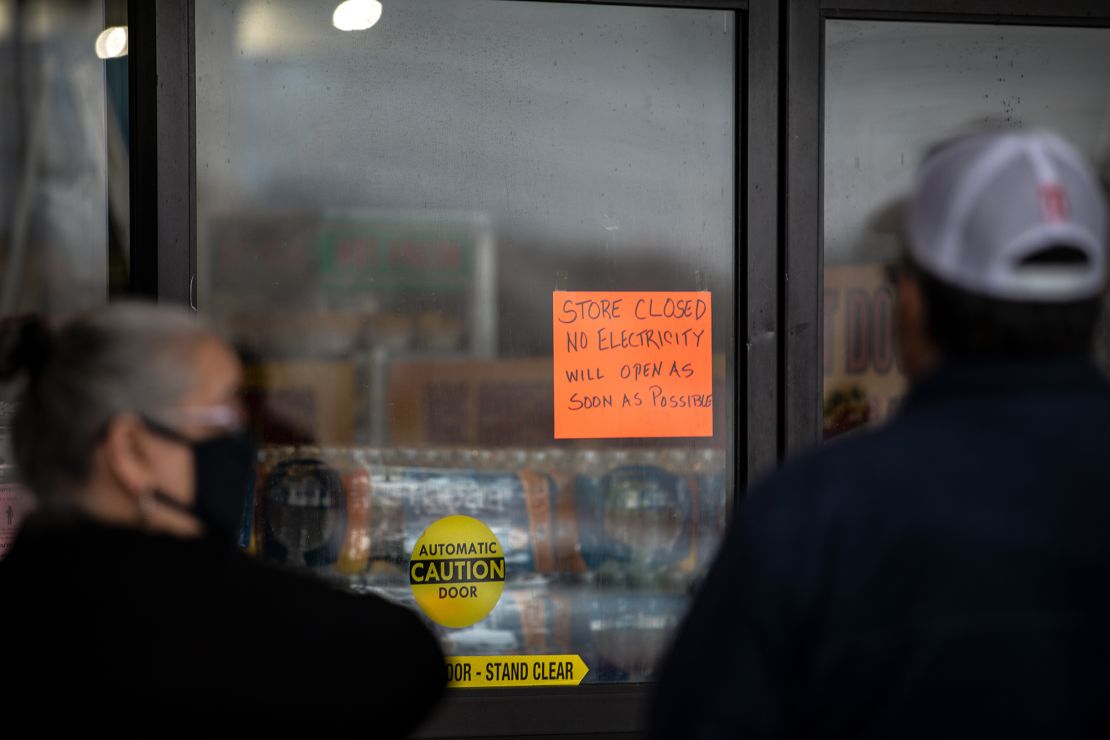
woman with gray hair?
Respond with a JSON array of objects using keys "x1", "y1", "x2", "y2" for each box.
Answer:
[{"x1": 0, "y1": 302, "x2": 445, "y2": 737}]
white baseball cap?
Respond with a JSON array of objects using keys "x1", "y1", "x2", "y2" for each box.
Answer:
[{"x1": 907, "y1": 130, "x2": 1108, "y2": 302}]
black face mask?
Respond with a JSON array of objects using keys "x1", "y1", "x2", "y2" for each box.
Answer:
[{"x1": 143, "y1": 418, "x2": 256, "y2": 544}]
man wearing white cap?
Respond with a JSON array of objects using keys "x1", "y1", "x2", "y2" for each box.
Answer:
[{"x1": 652, "y1": 130, "x2": 1110, "y2": 739}]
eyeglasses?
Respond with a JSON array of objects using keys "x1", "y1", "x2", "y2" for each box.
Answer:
[{"x1": 95, "y1": 402, "x2": 248, "y2": 445}]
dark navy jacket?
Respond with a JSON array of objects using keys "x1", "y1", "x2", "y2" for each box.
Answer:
[
  {"x1": 0, "y1": 511, "x2": 446, "y2": 737},
  {"x1": 652, "y1": 360, "x2": 1110, "y2": 739}
]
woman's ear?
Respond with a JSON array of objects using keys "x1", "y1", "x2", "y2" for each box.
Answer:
[{"x1": 100, "y1": 414, "x2": 155, "y2": 501}]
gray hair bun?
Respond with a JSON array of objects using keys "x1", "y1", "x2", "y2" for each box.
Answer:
[{"x1": 0, "y1": 317, "x2": 53, "y2": 381}]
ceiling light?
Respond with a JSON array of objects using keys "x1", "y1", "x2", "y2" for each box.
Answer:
[
  {"x1": 333, "y1": 0, "x2": 382, "y2": 32},
  {"x1": 95, "y1": 25, "x2": 128, "y2": 59}
]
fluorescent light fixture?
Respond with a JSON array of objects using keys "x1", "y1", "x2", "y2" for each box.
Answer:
[
  {"x1": 333, "y1": 0, "x2": 382, "y2": 32},
  {"x1": 95, "y1": 25, "x2": 128, "y2": 59}
]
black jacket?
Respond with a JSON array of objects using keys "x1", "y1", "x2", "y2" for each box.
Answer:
[
  {"x1": 652, "y1": 360, "x2": 1110, "y2": 739},
  {"x1": 0, "y1": 511, "x2": 446, "y2": 737}
]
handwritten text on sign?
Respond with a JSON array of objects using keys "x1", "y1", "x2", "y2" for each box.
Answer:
[{"x1": 552, "y1": 291, "x2": 713, "y2": 439}]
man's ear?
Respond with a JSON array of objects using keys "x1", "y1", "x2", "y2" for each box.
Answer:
[
  {"x1": 896, "y1": 272, "x2": 925, "y2": 334},
  {"x1": 100, "y1": 414, "x2": 154, "y2": 501},
  {"x1": 895, "y1": 272, "x2": 939, "y2": 381}
]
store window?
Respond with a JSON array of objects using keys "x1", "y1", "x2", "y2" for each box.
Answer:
[
  {"x1": 823, "y1": 20, "x2": 1110, "y2": 439},
  {"x1": 196, "y1": 0, "x2": 736, "y2": 685},
  {"x1": 0, "y1": 0, "x2": 129, "y2": 556},
  {"x1": 0, "y1": 0, "x2": 128, "y2": 319}
]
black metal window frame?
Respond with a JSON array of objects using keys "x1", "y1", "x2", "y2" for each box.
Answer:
[
  {"x1": 124, "y1": 0, "x2": 1110, "y2": 736},
  {"x1": 128, "y1": 0, "x2": 194, "y2": 307}
]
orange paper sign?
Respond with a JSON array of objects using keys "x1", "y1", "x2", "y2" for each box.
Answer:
[{"x1": 552, "y1": 291, "x2": 713, "y2": 439}]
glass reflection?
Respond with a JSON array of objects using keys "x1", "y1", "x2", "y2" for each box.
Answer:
[{"x1": 823, "y1": 20, "x2": 1110, "y2": 437}]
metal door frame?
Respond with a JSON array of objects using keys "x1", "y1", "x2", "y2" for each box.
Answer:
[{"x1": 129, "y1": 0, "x2": 767, "y2": 736}]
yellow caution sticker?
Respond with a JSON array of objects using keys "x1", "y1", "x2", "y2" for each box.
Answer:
[
  {"x1": 446, "y1": 655, "x2": 590, "y2": 688},
  {"x1": 409, "y1": 515, "x2": 506, "y2": 628}
]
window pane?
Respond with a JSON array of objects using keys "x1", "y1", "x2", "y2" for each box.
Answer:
[
  {"x1": 196, "y1": 0, "x2": 736, "y2": 686},
  {"x1": 823, "y1": 21, "x2": 1110, "y2": 439},
  {"x1": 0, "y1": 0, "x2": 127, "y2": 315}
]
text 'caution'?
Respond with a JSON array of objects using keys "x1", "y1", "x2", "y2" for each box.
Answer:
[{"x1": 410, "y1": 515, "x2": 506, "y2": 628}]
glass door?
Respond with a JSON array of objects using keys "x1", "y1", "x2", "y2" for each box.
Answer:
[{"x1": 193, "y1": 0, "x2": 739, "y2": 730}]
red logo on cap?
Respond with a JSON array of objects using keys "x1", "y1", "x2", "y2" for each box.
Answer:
[{"x1": 1040, "y1": 184, "x2": 1070, "y2": 222}]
